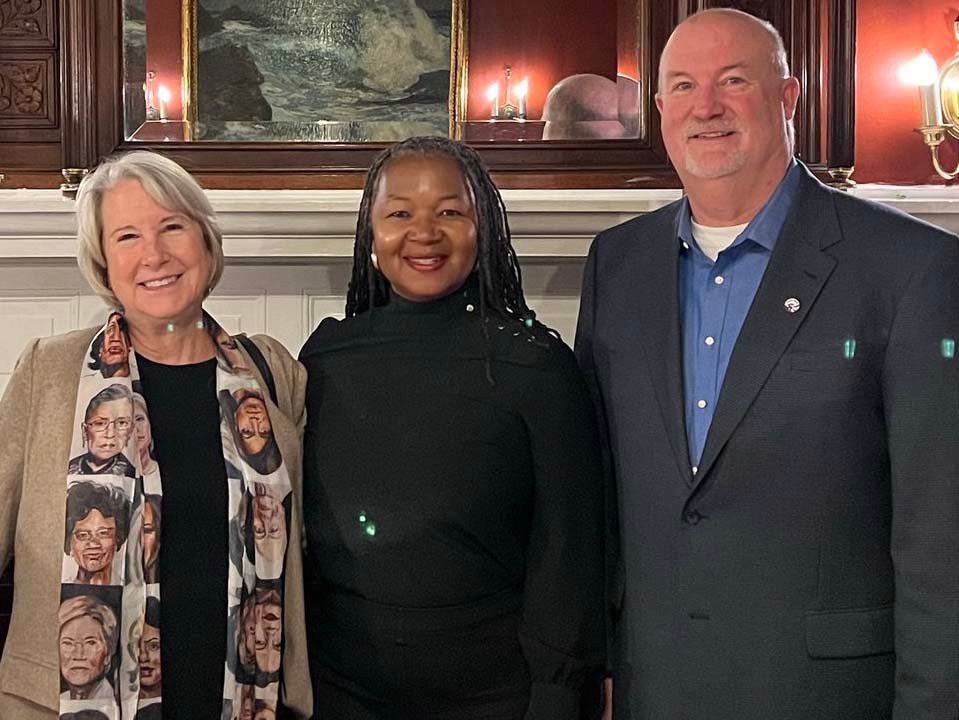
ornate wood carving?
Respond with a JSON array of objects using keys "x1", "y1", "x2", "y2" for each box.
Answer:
[
  {"x1": 0, "y1": 0, "x2": 54, "y2": 47},
  {"x1": 0, "y1": 55, "x2": 54, "y2": 125}
]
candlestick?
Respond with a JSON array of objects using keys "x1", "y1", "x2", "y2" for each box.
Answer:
[
  {"x1": 158, "y1": 85, "x2": 170, "y2": 121},
  {"x1": 899, "y1": 50, "x2": 943, "y2": 126},
  {"x1": 145, "y1": 71, "x2": 158, "y2": 121},
  {"x1": 919, "y1": 82, "x2": 944, "y2": 126},
  {"x1": 487, "y1": 83, "x2": 500, "y2": 119},
  {"x1": 516, "y1": 79, "x2": 528, "y2": 119}
]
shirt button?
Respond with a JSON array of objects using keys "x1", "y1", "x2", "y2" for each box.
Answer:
[
  {"x1": 697, "y1": 399, "x2": 708, "y2": 409},
  {"x1": 714, "y1": 275, "x2": 725, "y2": 285},
  {"x1": 704, "y1": 336, "x2": 715, "y2": 346}
]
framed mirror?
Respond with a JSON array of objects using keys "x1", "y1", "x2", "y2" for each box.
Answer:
[{"x1": 64, "y1": 0, "x2": 855, "y2": 188}]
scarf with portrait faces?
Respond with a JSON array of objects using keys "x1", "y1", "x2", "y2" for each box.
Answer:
[{"x1": 59, "y1": 311, "x2": 292, "y2": 720}]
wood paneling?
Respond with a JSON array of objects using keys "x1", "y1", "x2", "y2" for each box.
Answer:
[
  {"x1": 0, "y1": 0, "x2": 58, "y2": 184},
  {"x1": 0, "y1": 0, "x2": 55, "y2": 47},
  {"x1": 0, "y1": 0, "x2": 856, "y2": 187},
  {"x1": 0, "y1": 54, "x2": 56, "y2": 126}
]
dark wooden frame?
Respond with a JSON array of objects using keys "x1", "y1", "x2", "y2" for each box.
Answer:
[{"x1": 0, "y1": 0, "x2": 856, "y2": 189}]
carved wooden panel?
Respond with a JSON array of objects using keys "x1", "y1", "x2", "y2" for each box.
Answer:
[
  {"x1": 0, "y1": 0, "x2": 55, "y2": 48},
  {"x1": 0, "y1": 53, "x2": 56, "y2": 126}
]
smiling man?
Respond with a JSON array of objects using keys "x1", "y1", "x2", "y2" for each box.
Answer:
[{"x1": 575, "y1": 8, "x2": 959, "y2": 720}]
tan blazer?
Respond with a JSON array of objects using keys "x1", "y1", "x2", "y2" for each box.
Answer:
[{"x1": 0, "y1": 327, "x2": 313, "y2": 718}]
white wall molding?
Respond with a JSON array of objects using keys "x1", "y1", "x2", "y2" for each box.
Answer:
[
  {"x1": 1, "y1": 185, "x2": 958, "y2": 262},
  {"x1": 0, "y1": 187, "x2": 679, "y2": 261},
  {"x1": 0, "y1": 185, "x2": 956, "y2": 384}
]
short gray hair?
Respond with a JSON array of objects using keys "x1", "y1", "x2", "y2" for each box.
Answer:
[{"x1": 75, "y1": 151, "x2": 224, "y2": 309}]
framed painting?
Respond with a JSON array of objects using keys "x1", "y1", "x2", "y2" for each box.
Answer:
[{"x1": 122, "y1": 0, "x2": 467, "y2": 142}]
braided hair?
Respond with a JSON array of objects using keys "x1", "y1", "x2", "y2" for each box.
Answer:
[{"x1": 346, "y1": 136, "x2": 533, "y2": 325}]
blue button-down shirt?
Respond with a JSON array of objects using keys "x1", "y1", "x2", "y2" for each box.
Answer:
[{"x1": 679, "y1": 160, "x2": 801, "y2": 468}]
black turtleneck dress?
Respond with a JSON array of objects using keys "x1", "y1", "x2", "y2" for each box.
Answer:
[{"x1": 298, "y1": 280, "x2": 605, "y2": 720}]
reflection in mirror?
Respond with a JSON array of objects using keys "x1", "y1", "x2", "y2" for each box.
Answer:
[
  {"x1": 459, "y1": 0, "x2": 644, "y2": 142},
  {"x1": 122, "y1": 0, "x2": 644, "y2": 144},
  {"x1": 123, "y1": 0, "x2": 459, "y2": 142}
]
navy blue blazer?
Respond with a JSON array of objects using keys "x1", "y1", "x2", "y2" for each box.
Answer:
[{"x1": 575, "y1": 164, "x2": 959, "y2": 720}]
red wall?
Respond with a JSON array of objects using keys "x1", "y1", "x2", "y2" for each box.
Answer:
[
  {"x1": 465, "y1": 0, "x2": 617, "y2": 121},
  {"x1": 139, "y1": 0, "x2": 959, "y2": 185},
  {"x1": 145, "y1": 0, "x2": 184, "y2": 120},
  {"x1": 855, "y1": 1, "x2": 959, "y2": 184}
]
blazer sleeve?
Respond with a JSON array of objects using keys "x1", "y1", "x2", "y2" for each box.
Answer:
[
  {"x1": 0, "y1": 340, "x2": 37, "y2": 576},
  {"x1": 574, "y1": 236, "x2": 624, "y2": 671},
  {"x1": 517, "y1": 342, "x2": 606, "y2": 720},
  {"x1": 882, "y1": 234, "x2": 959, "y2": 719},
  {"x1": 250, "y1": 334, "x2": 307, "y2": 432}
]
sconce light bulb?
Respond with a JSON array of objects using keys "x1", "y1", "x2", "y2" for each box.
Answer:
[
  {"x1": 486, "y1": 83, "x2": 499, "y2": 102},
  {"x1": 899, "y1": 50, "x2": 940, "y2": 87},
  {"x1": 158, "y1": 85, "x2": 171, "y2": 102},
  {"x1": 515, "y1": 79, "x2": 529, "y2": 99}
]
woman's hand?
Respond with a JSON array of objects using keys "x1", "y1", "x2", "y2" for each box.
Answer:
[{"x1": 601, "y1": 677, "x2": 612, "y2": 720}]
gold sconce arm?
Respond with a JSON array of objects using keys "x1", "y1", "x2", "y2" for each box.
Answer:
[
  {"x1": 905, "y1": 19, "x2": 959, "y2": 181},
  {"x1": 916, "y1": 126, "x2": 959, "y2": 180}
]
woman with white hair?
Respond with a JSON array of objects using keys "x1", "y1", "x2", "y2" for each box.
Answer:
[{"x1": 0, "y1": 151, "x2": 311, "y2": 719}]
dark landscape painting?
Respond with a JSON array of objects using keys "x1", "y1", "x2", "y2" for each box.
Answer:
[{"x1": 193, "y1": 0, "x2": 453, "y2": 141}]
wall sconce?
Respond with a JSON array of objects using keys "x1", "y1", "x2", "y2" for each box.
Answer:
[
  {"x1": 487, "y1": 66, "x2": 528, "y2": 120},
  {"x1": 902, "y1": 19, "x2": 959, "y2": 179}
]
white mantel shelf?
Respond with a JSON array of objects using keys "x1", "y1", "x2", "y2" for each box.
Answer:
[{"x1": 1, "y1": 186, "x2": 958, "y2": 262}]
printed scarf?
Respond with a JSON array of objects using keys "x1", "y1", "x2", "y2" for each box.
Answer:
[{"x1": 59, "y1": 311, "x2": 292, "y2": 720}]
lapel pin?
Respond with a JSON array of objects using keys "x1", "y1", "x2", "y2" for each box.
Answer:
[{"x1": 784, "y1": 297, "x2": 801, "y2": 313}]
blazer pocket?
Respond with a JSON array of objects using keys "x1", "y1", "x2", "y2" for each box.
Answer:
[
  {"x1": 805, "y1": 604, "x2": 894, "y2": 659},
  {"x1": 0, "y1": 651, "x2": 59, "y2": 710},
  {"x1": 789, "y1": 344, "x2": 868, "y2": 373}
]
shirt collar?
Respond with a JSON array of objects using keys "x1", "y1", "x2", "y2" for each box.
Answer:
[{"x1": 678, "y1": 158, "x2": 800, "y2": 255}]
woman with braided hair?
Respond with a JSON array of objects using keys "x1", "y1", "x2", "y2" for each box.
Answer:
[{"x1": 300, "y1": 136, "x2": 605, "y2": 719}]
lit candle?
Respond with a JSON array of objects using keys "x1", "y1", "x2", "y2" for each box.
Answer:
[
  {"x1": 487, "y1": 83, "x2": 500, "y2": 119},
  {"x1": 515, "y1": 79, "x2": 529, "y2": 119},
  {"x1": 158, "y1": 85, "x2": 171, "y2": 121},
  {"x1": 899, "y1": 50, "x2": 943, "y2": 126}
]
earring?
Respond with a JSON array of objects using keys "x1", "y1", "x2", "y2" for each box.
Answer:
[{"x1": 371, "y1": 252, "x2": 379, "y2": 270}]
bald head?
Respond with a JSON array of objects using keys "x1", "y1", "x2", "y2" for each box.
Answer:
[{"x1": 659, "y1": 9, "x2": 789, "y2": 94}]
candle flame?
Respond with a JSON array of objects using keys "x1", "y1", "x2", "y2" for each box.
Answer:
[
  {"x1": 515, "y1": 79, "x2": 529, "y2": 99},
  {"x1": 158, "y1": 85, "x2": 172, "y2": 102},
  {"x1": 486, "y1": 83, "x2": 499, "y2": 101},
  {"x1": 898, "y1": 51, "x2": 939, "y2": 87}
]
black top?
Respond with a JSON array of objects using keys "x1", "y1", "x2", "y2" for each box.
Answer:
[
  {"x1": 299, "y1": 279, "x2": 605, "y2": 720},
  {"x1": 136, "y1": 354, "x2": 228, "y2": 720}
]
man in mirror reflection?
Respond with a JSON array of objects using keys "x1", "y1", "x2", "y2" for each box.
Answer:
[{"x1": 576, "y1": 8, "x2": 959, "y2": 719}]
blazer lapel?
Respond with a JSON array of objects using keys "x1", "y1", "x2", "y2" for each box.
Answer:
[
  {"x1": 633, "y1": 204, "x2": 695, "y2": 484},
  {"x1": 692, "y1": 169, "x2": 840, "y2": 488}
]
